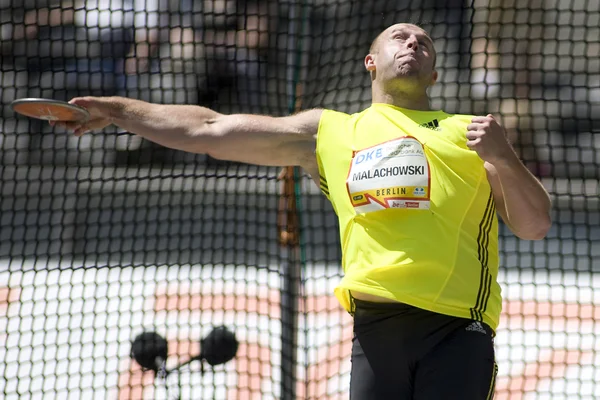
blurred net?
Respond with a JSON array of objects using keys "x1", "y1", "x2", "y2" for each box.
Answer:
[{"x1": 1, "y1": 1, "x2": 599, "y2": 399}]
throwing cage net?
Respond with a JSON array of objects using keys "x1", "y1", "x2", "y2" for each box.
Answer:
[{"x1": 1, "y1": 1, "x2": 599, "y2": 399}]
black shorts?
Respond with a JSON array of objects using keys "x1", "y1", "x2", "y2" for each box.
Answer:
[{"x1": 350, "y1": 299, "x2": 497, "y2": 400}]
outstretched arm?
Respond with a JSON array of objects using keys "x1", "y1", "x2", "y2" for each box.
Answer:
[
  {"x1": 56, "y1": 97, "x2": 322, "y2": 170},
  {"x1": 467, "y1": 114, "x2": 552, "y2": 240}
]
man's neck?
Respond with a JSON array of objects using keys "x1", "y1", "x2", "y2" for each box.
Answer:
[{"x1": 371, "y1": 88, "x2": 432, "y2": 111}]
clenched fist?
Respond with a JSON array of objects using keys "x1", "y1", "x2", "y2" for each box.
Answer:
[{"x1": 466, "y1": 114, "x2": 515, "y2": 165}]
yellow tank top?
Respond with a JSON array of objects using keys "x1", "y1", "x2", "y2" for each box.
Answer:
[{"x1": 316, "y1": 103, "x2": 501, "y2": 331}]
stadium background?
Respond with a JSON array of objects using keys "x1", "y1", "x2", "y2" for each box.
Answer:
[{"x1": 1, "y1": 0, "x2": 599, "y2": 399}]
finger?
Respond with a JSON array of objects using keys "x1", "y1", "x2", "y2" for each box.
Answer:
[
  {"x1": 72, "y1": 117, "x2": 109, "y2": 136},
  {"x1": 466, "y1": 130, "x2": 483, "y2": 140},
  {"x1": 74, "y1": 126, "x2": 89, "y2": 137},
  {"x1": 466, "y1": 138, "x2": 481, "y2": 148},
  {"x1": 68, "y1": 96, "x2": 89, "y2": 105},
  {"x1": 466, "y1": 123, "x2": 482, "y2": 131},
  {"x1": 85, "y1": 117, "x2": 110, "y2": 130},
  {"x1": 471, "y1": 116, "x2": 491, "y2": 124},
  {"x1": 68, "y1": 97, "x2": 94, "y2": 110}
]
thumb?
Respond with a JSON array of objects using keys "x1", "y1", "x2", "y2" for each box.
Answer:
[{"x1": 68, "y1": 97, "x2": 94, "y2": 109}]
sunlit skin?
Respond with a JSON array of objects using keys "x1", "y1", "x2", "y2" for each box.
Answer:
[{"x1": 365, "y1": 23, "x2": 438, "y2": 111}]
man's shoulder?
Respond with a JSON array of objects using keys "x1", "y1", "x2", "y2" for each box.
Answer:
[
  {"x1": 437, "y1": 112, "x2": 475, "y2": 126},
  {"x1": 317, "y1": 108, "x2": 350, "y2": 126},
  {"x1": 319, "y1": 107, "x2": 371, "y2": 122},
  {"x1": 317, "y1": 108, "x2": 372, "y2": 134},
  {"x1": 321, "y1": 108, "x2": 352, "y2": 117}
]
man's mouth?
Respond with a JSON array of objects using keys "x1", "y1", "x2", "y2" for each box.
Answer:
[
  {"x1": 398, "y1": 53, "x2": 417, "y2": 59},
  {"x1": 397, "y1": 54, "x2": 419, "y2": 65}
]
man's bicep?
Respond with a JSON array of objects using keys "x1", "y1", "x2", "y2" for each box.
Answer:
[{"x1": 197, "y1": 109, "x2": 322, "y2": 167}]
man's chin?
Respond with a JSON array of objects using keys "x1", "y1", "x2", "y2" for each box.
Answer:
[{"x1": 394, "y1": 69, "x2": 421, "y2": 79}]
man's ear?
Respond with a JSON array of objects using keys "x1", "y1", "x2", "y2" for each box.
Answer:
[
  {"x1": 430, "y1": 70, "x2": 438, "y2": 86},
  {"x1": 365, "y1": 54, "x2": 376, "y2": 72}
]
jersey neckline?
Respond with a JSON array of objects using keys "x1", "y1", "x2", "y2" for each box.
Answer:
[{"x1": 371, "y1": 102, "x2": 446, "y2": 115}]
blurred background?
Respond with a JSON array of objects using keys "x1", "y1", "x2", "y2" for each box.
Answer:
[{"x1": 1, "y1": 1, "x2": 599, "y2": 399}]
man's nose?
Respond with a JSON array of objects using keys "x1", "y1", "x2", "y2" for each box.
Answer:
[{"x1": 406, "y1": 35, "x2": 419, "y2": 51}]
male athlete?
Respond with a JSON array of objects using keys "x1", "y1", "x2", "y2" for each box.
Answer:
[{"x1": 57, "y1": 23, "x2": 551, "y2": 399}]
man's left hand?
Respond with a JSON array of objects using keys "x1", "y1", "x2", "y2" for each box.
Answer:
[{"x1": 466, "y1": 114, "x2": 515, "y2": 164}]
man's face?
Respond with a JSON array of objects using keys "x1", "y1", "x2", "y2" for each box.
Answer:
[{"x1": 366, "y1": 24, "x2": 437, "y2": 87}]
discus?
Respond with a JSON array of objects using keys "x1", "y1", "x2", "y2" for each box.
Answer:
[{"x1": 10, "y1": 98, "x2": 90, "y2": 122}]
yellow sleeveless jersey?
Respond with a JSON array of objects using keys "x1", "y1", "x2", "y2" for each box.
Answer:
[{"x1": 316, "y1": 103, "x2": 501, "y2": 331}]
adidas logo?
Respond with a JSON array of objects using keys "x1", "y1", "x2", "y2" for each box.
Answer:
[
  {"x1": 465, "y1": 321, "x2": 487, "y2": 335},
  {"x1": 420, "y1": 119, "x2": 441, "y2": 131}
]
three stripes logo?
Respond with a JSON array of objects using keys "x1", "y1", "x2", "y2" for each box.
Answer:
[
  {"x1": 420, "y1": 119, "x2": 441, "y2": 131},
  {"x1": 471, "y1": 190, "x2": 495, "y2": 322},
  {"x1": 320, "y1": 176, "x2": 329, "y2": 198}
]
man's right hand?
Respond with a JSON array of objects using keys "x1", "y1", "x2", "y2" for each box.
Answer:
[{"x1": 51, "y1": 97, "x2": 116, "y2": 136}]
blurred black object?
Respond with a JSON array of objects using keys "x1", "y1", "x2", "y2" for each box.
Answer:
[
  {"x1": 131, "y1": 331, "x2": 168, "y2": 373},
  {"x1": 130, "y1": 326, "x2": 239, "y2": 376},
  {"x1": 201, "y1": 326, "x2": 239, "y2": 366}
]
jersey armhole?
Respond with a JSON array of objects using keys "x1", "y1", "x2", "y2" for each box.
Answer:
[{"x1": 315, "y1": 109, "x2": 338, "y2": 200}]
